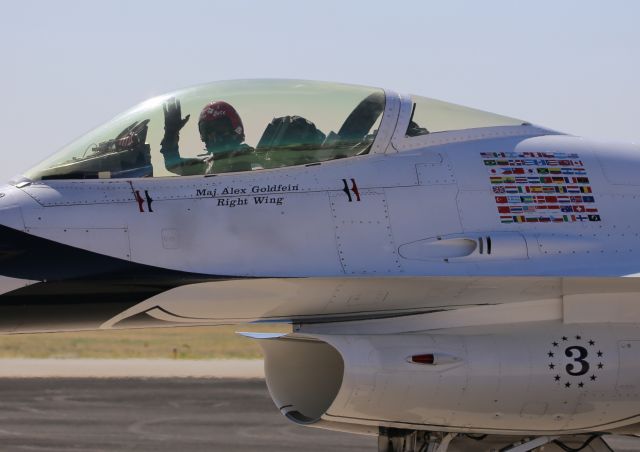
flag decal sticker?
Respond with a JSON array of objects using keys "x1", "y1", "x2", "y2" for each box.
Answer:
[{"x1": 482, "y1": 152, "x2": 601, "y2": 223}]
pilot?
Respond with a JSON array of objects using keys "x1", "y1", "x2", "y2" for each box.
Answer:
[{"x1": 160, "y1": 98, "x2": 253, "y2": 175}]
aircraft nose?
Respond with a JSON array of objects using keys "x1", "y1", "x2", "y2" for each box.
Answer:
[
  {"x1": 0, "y1": 204, "x2": 30, "y2": 277},
  {"x1": 0, "y1": 185, "x2": 46, "y2": 279},
  {"x1": 0, "y1": 203, "x2": 26, "y2": 233}
]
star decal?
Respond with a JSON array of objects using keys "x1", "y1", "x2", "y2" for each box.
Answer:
[{"x1": 547, "y1": 336, "x2": 604, "y2": 389}]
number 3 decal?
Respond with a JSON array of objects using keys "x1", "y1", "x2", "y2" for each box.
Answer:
[{"x1": 565, "y1": 345, "x2": 590, "y2": 376}]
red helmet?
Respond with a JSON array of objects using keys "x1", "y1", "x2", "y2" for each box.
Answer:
[{"x1": 198, "y1": 101, "x2": 244, "y2": 141}]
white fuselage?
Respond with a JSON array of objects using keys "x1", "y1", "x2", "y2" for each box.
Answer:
[{"x1": 1, "y1": 131, "x2": 640, "y2": 328}]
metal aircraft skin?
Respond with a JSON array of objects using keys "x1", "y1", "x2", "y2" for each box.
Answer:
[{"x1": 0, "y1": 79, "x2": 639, "y2": 451}]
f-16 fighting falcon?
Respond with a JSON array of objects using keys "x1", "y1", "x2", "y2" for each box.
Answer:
[{"x1": 1, "y1": 79, "x2": 639, "y2": 451}]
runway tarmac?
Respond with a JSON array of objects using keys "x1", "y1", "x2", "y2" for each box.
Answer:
[{"x1": 0, "y1": 377, "x2": 375, "y2": 451}]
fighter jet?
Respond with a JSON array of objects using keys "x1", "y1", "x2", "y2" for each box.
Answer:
[{"x1": 1, "y1": 79, "x2": 639, "y2": 451}]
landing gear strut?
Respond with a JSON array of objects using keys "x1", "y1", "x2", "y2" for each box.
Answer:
[
  {"x1": 377, "y1": 429, "x2": 612, "y2": 452},
  {"x1": 378, "y1": 428, "x2": 457, "y2": 452}
]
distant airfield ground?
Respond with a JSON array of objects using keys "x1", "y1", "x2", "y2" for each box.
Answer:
[{"x1": 0, "y1": 324, "x2": 288, "y2": 359}]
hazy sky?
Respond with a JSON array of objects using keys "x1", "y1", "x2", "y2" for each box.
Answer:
[{"x1": 0, "y1": 0, "x2": 638, "y2": 181}]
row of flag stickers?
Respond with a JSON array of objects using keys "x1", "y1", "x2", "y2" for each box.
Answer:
[{"x1": 482, "y1": 152, "x2": 601, "y2": 223}]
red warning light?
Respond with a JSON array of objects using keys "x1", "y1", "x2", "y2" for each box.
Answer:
[{"x1": 410, "y1": 354, "x2": 435, "y2": 365}]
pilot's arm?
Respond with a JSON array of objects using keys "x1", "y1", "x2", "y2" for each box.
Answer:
[{"x1": 160, "y1": 98, "x2": 206, "y2": 176}]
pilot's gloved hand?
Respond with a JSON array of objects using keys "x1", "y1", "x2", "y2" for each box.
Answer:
[{"x1": 161, "y1": 97, "x2": 190, "y2": 146}]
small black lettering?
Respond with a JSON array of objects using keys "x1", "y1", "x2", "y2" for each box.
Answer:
[
  {"x1": 196, "y1": 188, "x2": 216, "y2": 197},
  {"x1": 217, "y1": 198, "x2": 248, "y2": 207}
]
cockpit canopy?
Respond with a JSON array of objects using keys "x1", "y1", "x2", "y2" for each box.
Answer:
[
  {"x1": 24, "y1": 79, "x2": 525, "y2": 181},
  {"x1": 25, "y1": 80, "x2": 386, "y2": 181}
]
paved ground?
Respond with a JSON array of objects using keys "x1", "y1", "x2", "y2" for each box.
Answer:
[
  {"x1": 0, "y1": 378, "x2": 376, "y2": 452},
  {"x1": 0, "y1": 359, "x2": 265, "y2": 378}
]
